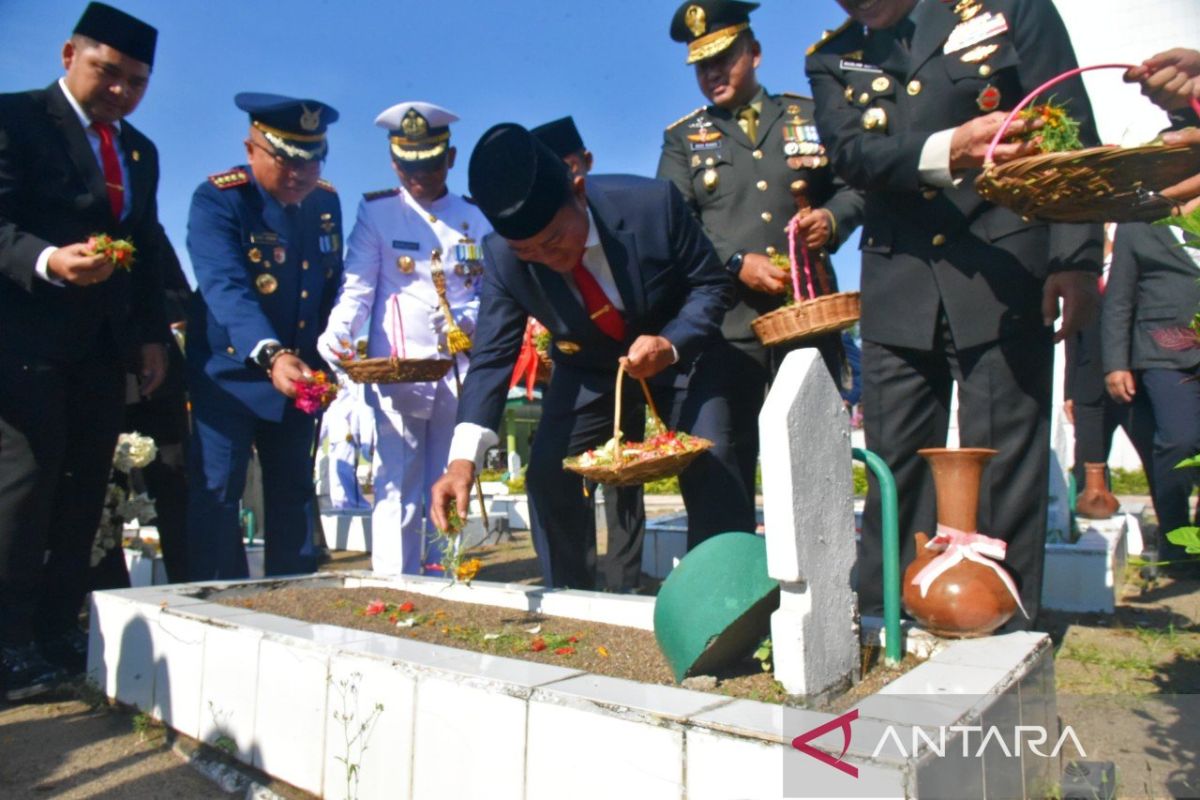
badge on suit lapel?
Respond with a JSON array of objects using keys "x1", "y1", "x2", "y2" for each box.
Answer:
[
  {"x1": 247, "y1": 247, "x2": 263, "y2": 264},
  {"x1": 319, "y1": 212, "x2": 335, "y2": 233},
  {"x1": 273, "y1": 246, "x2": 287, "y2": 265},
  {"x1": 131, "y1": 150, "x2": 140, "y2": 162},
  {"x1": 255, "y1": 273, "x2": 279, "y2": 294},
  {"x1": 555, "y1": 340, "x2": 581, "y2": 355},
  {"x1": 687, "y1": 118, "x2": 722, "y2": 151},
  {"x1": 976, "y1": 85, "x2": 1001, "y2": 112}
]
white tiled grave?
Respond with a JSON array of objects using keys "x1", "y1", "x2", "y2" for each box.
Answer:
[
  {"x1": 89, "y1": 573, "x2": 1056, "y2": 799},
  {"x1": 1042, "y1": 512, "x2": 1131, "y2": 613}
]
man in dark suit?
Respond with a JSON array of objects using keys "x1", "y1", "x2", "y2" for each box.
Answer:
[
  {"x1": 658, "y1": 0, "x2": 865, "y2": 541},
  {"x1": 1102, "y1": 221, "x2": 1200, "y2": 574},
  {"x1": 0, "y1": 2, "x2": 171, "y2": 699},
  {"x1": 531, "y1": 116, "x2": 647, "y2": 593},
  {"x1": 431, "y1": 123, "x2": 734, "y2": 590},
  {"x1": 185, "y1": 94, "x2": 343, "y2": 581},
  {"x1": 807, "y1": 0, "x2": 1103, "y2": 626}
]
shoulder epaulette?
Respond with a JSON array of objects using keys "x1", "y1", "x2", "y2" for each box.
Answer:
[
  {"x1": 807, "y1": 17, "x2": 855, "y2": 56},
  {"x1": 665, "y1": 106, "x2": 707, "y2": 132},
  {"x1": 207, "y1": 168, "x2": 249, "y2": 190},
  {"x1": 316, "y1": 178, "x2": 337, "y2": 193},
  {"x1": 363, "y1": 187, "x2": 401, "y2": 202}
]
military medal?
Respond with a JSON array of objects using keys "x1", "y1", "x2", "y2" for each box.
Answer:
[
  {"x1": 787, "y1": 104, "x2": 800, "y2": 115},
  {"x1": 961, "y1": 43, "x2": 998, "y2": 63},
  {"x1": 397, "y1": 255, "x2": 416, "y2": 273},
  {"x1": 691, "y1": 154, "x2": 701, "y2": 167},
  {"x1": 702, "y1": 167, "x2": 719, "y2": 191},
  {"x1": 247, "y1": 247, "x2": 262, "y2": 264},
  {"x1": 784, "y1": 141, "x2": 800, "y2": 156},
  {"x1": 454, "y1": 262, "x2": 467, "y2": 276},
  {"x1": 319, "y1": 212, "x2": 335, "y2": 233},
  {"x1": 861, "y1": 107, "x2": 888, "y2": 131},
  {"x1": 976, "y1": 85, "x2": 1001, "y2": 112},
  {"x1": 255, "y1": 273, "x2": 278, "y2": 294},
  {"x1": 686, "y1": 118, "x2": 722, "y2": 151},
  {"x1": 272, "y1": 246, "x2": 286, "y2": 264}
]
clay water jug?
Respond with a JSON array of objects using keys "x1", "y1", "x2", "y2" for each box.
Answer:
[
  {"x1": 1075, "y1": 462, "x2": 1120, "y2": 519},
  {"x1": 901, "y1": 448, "x2": 1019, "y2": 637}
]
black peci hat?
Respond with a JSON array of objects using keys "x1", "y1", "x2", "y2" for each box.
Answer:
[
  {"x1": 73, "y1": 2, "x2": 157, "y2": 66},
  {"x1": 468, "y1": 123, "x2": 571, "y2": 241},
  {"x1": 531, "y1": 116, "x2": 586, "y2": 160}
]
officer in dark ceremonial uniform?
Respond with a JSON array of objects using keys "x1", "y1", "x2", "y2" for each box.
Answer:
[
  {"x1": 184, "y1": 94, "x2": 343, "y2": 580},
  {"x1": 658, "y1": 0, "x2": 864, "y2": 538},
  {"x1": 806, "y1": 0, "x2": 1103, "y2": 627}
]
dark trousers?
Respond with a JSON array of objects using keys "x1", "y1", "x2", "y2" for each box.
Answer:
[
  {"x1": 1070, "y1": 393, "x2": 1155, "y2": 494},
  {"x1": 860, "y1": 322, "x2": 1052, "y2": 629},
  {"x1": 526, "y1": 354, "x2": 749, "y2": 590},
  {"x1": 186, "y1": 393, "x2": 318, "y2": 581},
  {"x1": 0, "y1": 345, "x2": 123, "y2": 645},
  {"x1": 1140, "y1": 367, "x2": 1200, "y2": 562},
  {"x1": 595, "y1": 481, "x2": 645, "y2": 592}
]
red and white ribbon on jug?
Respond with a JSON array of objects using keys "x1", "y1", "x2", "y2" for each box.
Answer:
[{"x1": 911, "y1": 525, "x2": 1029, "y2": 619}]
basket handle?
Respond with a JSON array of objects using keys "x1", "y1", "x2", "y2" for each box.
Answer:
[
  {"x1": 612, "y1": 362, "x2": 663, "y2": 468},
  {"x1": 984, "y1": 63, "x2": 1200, "y2": 168},
  {"x1": 389, "y1": 293, "x2": 406, "y2": 360},
  {"x1": 787, "y1": 217, "x2": 816, "y2": 302}
]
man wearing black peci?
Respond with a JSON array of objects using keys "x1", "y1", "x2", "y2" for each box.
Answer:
[
  {"x1": 0, "y1": 2, "x2": 173, "y2": 699},
  {"x1": 431, "y1": 123, "x2": 735, "y2": 590}
]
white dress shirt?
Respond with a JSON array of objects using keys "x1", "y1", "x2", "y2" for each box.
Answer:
[{"x1": 35, "y1": 78, "x2": 132, "y2": 285}]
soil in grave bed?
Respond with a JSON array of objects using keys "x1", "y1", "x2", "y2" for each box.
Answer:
[{"x1": 217, "y1": 585, "x2": 920, "y2": 709}]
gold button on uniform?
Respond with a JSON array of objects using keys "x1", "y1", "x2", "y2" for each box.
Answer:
[
  {"x1": 756, "y1": 180, "x2": 768, "y2": 191},
  {"x1": 907, "y1": 80, "x2": 922, "y2": 96},
  {"x1": 752, "y1": 149, "x2": 763, "y2": 160},
  {"x1": 932, "y1": 234, "x2": 947, "y2": 247},
  {"x1": 298, "y1": 320, "x2": 307, "y2": 329},
  {"x1": 978, "y1": 65, "x2": 992, "y2": 77},
  {"x1": 872, "y1": 76, "x2": 890, "y2": 92},
  {"x1": 859, "y1": 92, "x2": 870, "y2": 104},
  {"x1": 300, "y1": 290, "x2": 309, "y2": 299},
  {"x1": 226, "y1": 346, "x2": 236, "y2": 355},
  {"x1": 761, "y1": 211, "x2": 773, "y2": 223},
  {"x1": 301, "y1": 260, "x2": 310, "y2": 270},
  {"x1": 922, "y1": 189, "x2": 938, "y2": 200}
]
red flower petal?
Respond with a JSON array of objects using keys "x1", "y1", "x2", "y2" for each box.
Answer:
[
  {"x1": 554, "y1": 646, "x2": 575, "y2": 656},
  {"x1": 531, "y1": 638, "x2": 547, "y2": 652},
  {"x1": 399, "y1": 601, "x2": 415, "y2": 613}
]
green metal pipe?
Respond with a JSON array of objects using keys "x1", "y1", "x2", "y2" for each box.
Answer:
[{"x1": 852, "y1": 447, "x2": 902, "y2": 666}]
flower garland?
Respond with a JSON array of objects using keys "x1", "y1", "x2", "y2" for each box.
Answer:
[{"x1": 91, "y1": 432, "x2": 158, "y2": 567}]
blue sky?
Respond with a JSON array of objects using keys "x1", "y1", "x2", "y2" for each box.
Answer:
[{"x1": 0, "y1": 0, "x2": 859, "y2": 288}]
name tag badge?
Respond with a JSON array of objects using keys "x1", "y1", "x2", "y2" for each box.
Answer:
[
  {"x1": 249, "y1": 231, "x2": 280, "y2": 244},
  {"x1": 944, "y1": 12, "x2": 1008, "y2": 55},
  {"x1": 392, "y1": 240, "x2": 420, "y2": 251},
  {"x1": 839, "y1": 59, "x2": 883, "y2": 73}
]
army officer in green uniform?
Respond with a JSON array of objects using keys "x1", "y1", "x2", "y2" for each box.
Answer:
[{"x1": 657, "y1": 0, "x2": 864, "y2": 535}]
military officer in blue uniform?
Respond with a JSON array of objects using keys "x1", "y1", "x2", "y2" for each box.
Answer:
[{"x1": 184, "y1": 93, "x2": 343, "y2": 580}]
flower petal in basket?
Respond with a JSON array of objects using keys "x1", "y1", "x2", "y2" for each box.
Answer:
[
  {"x1": 337, "y1": 356, "x2": 453, "y2": 385},
  {"x1": 563, "y1": 437, "x2": 714, "y2": 488}
]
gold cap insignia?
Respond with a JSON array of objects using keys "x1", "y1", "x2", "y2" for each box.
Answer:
[
  {"x1": 401, "y1": 109, "x2": 428, "y2": 139},
  {"x1": 685, "y1": 5, "x2": 707, "y2": 37},
  {"x1": 556, "y1": 340, "x2": 581, "y2": 355},
  {"x1": 299, "y1": 104, "x2": 321, "y2": 132},
  {"x1": 255, "y1": 273, "x2": 279, "y2": 295}
]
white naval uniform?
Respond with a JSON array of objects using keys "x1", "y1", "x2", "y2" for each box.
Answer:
[
  {"x1": 322, "y1": 187, "x2": 491, "y2": 574},
  {"x1": 319, "y1": 378, "x2": 374, "y2": 512}
]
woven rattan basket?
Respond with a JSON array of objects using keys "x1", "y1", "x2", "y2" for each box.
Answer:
[
  {"x1": 752, "y1": 216, "x2": 861, "y2": 347},
  {"x1": 337, "y1": 293, "x2": 454, "y2": 384},
  {"x1": 752, "y1": 291, "x2": 861, "y2": 346},
  {"x1": 338, "y1": 356, "x2": 453, "y2": 385},
  {"x1": 974, "y1": 64, "x2": 1200, "y2": 224},
  {"x1": 563, "y1": 364, "x2": 712, "y2": 487}
]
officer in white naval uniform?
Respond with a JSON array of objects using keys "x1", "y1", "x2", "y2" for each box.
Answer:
[{"x1": 318, "y1": 102, "x2": 491, "y2": 574}]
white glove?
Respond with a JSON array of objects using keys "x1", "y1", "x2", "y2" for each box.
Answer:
[
  {"x1": 428, "y1": 308, "x2": 448, "y2": 336},
  {"x1": 317, "y1": 330, "x2": 352, "y2": 369}
]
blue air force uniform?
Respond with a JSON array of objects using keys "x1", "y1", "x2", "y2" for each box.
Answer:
[{"x1": 184, "y1": 94, "x2": 343, "y2": 580}]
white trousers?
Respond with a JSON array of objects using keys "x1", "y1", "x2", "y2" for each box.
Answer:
[{"x1": 370, "y1": 380, "x2": 456, "y2": 575}]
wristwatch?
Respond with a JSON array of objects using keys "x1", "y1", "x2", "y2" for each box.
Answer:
[
  {"x1": 725, "y1": 249, "x2": 747, "y2": 278},
  {"x1": 251, "y1": 342, "x2": 285, "y2": 372}
]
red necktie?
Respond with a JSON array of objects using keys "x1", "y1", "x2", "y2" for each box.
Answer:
[
  {"x1": 571, "y1": 259, "x2": 625, "y2": 341},
  {"x1": 92, "y1": 122, "x2": 124, "y2": 219}
]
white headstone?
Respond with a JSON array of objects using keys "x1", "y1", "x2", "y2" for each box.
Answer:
[{"x1": 759, "y1": 349, "x2": 858, "y2": 698}]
